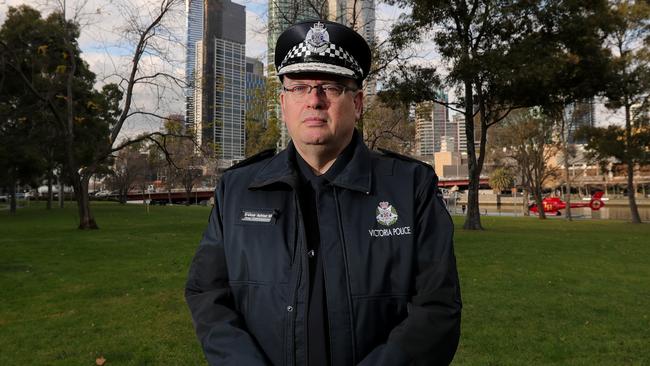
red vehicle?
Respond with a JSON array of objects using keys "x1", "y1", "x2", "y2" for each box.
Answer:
[{"x1": 529, "y1": 191, "x2": 605, "y2": 216}]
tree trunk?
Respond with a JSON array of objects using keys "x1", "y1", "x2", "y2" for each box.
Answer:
[
  {"x1": 9, "y1": 180, "x2": 17, "y2": 215},
  {"x1": 563, "y1": 147, "x2": 572, "y2": 221},
  {"x1": 520, "y1": 171, "x2": 530, "y2": 216},
  {"x1": 533, "y1": 186, "x2": 546, "y2": 220},
  {"x1": 73, "y1": 174, "x2": 98, "y2": 229},
  {"x1": 626, "y1": 162, "x2": 641, "y2": 223},
  {"x1": 522, "y1": 187, "x2": 530, "y2": 216},
  {"x1": 58, "y1": 172, "x2": 64, "y2": 208},
  {"x1": 463, "y1": 79, "x2": 483, "y2": 230},
  {"x1": 625, "y1": 104, "x2": 642, "y2": 223},
  {"x1": 46, "y1": 169, "x2": 53, "y2": 210},
  {"x1": 496, "y1": 193, "x2": 501, "y2": 215},
  {"x1": 120, "y1": 188, "x2": 128, "y2": 204},
  {"x1": 185, "y1": 188, "x2": 192, "y2": 206}
]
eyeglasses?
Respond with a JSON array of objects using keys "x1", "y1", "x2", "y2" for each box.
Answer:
[{"x1": 282, "y1": 83, "x2": 358, "y2": 100}]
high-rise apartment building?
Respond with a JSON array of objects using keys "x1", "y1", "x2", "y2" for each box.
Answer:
[
  {"x1": 415, "y1": 91, "x2": 450, "y2": 156},
  {"x1": 189, "y1": 0, "x2": 246, "y2": 163},
  {"x1": 328, "y1": 0, "x2": 375, "y2": 42},
  {"x1": 452, "y1": 113, "x2": 467, "y2": 153},
  {"x1": 193, "y1": 41, "x2": 204, "y2": 148},
  {"x1": 415, "y1": 101, "x2": 436, "y2": 156},
  {"x1": 185, "y1": 0, "x2": 204, "y2": 128},
  {"x1": 564, "y1": 99, "x2": 596, "y2": 144}
]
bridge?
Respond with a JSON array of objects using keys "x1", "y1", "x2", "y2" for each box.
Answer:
[
  {"x1": 438, "y1": 177, "x2": 489, "y2": 189},
  {"x1": 125, "y1": 189, "x2": 214, "y2": 205},
  {"x1": 122, "y1": 178, "x2": 488, "y2": 204}
]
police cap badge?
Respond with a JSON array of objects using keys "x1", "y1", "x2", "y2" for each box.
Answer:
[{"x1": 275, "y1": 20, "x2": 371, "y2": 82}]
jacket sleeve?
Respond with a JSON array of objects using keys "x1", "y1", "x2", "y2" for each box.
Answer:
[
  {"x1": 358, "y1": 172, "x2": 462, "y2": 366},
  {"x1": 185, "y1": 180, "x2": 270, "y2": 365}
]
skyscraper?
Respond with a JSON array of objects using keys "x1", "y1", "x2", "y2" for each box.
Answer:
[
  {"x1": 415, "y1": 101, "x2": 436, "y2": 156},
  {"x1": 415, "y1": 90, "x2": 450, "y2": 156},
  {"x1": 185, "y1": 0, "x2": 204, "y2": 128},
  {"x1": 452, "y1": 113, "x2": 467, "y2": 153},
  {"x1": 190, "y1": 0, "x2": 246, "y2": 163},
  {"x1": 564, "y1": 99, "x2": 596, "y2": 144}
]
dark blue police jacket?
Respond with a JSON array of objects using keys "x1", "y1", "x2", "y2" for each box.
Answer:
[{"x1": 185, "y1": 131, "x2": 462, "y2": 366}]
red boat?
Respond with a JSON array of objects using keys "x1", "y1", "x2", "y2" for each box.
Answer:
[{"x1": 529, "y1": 191, "x2": 605, "y2": 216}]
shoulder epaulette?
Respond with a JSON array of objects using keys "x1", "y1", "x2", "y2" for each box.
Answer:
[
  {"x1": 377, "y1": 148, "x2": 433, "y2": 170},
  {"x1": 226, "y1": 148, "x2": 276, "y2": 171}
]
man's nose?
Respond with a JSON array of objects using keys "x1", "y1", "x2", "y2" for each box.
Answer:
[{"x1": 305, "y1": 86, "x2": 327, "y2": 108}]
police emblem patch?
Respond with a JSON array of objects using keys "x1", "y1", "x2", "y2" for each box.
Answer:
[
  {"x1": 376, "y1": 201, "x2": 398, "y2": 226},
  {"x1": 305, "y1": 22, "x2": 330, "y2": 52}
]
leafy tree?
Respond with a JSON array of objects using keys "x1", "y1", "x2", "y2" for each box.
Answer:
[
  {"x1": 0, "y1": 6, "x2": 94, "y2": 214},
  {"x1": 246, "y1": 118, "x2": 281, "y2": 157},
  {"x1": 494, "y1": 109, "x2": 560, "y2": 219},
  {"x1": 489, "y1": 167, "x2": 515, "y2": 194},
  {"x1": 362, "y1": 99, "x2": 413, "y2": 153},
  {"x1": 489, "y1": 166, "x2": 515, "y2": 214},
  {"x1": 576, "y1": 124, "x2": 650, "y2": 222},
  {"x1": 151, "y1": 116, "x2": 204, "y2": 205},
  {"x1": 1, "y1": 1, "x2": 183, "y2": 229},
  {"x1": 106, "y1": 143, "x2": 149, "y2": 204},
  {"x1": 384, "y1": 0, "x2": 613, "y2": 229},
  {"x1": 0, "y1": 114, "x2": 46, "y2": 214},
  {"x1": 245, "y1": 81, "x2": 280, "y2": 157},
  {"x1": 597, "y1": 0, "x2": 650, "y2": 223},
  {"x1": 0, "y1": 11, "x2": 49, "y2": 214}
]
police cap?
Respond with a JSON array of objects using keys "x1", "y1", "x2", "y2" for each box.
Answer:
[{"x1": 274, "y1": 20, "x2": 371, "y2": 82}]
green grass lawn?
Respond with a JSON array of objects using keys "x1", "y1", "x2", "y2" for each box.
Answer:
[{"x1": 1, "y1": 203, "x2": 649, "y2": 365}]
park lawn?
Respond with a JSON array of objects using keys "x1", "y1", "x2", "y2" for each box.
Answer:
[
  {"x1": 0, "y1": 202, "x2": 209, "y2": 365},
  {"x1": 453, "y1": 216, "x2": 649, "y2": 366},
  {"x1": 1, "y1": 203, "x2": 649, "y2": 365}
]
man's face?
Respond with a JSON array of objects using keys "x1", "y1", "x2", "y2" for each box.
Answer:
[{"x1": 280, "y1": 73, "x2": 363, "y2": 152}]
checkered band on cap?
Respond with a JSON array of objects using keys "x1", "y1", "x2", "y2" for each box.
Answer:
[{"x1": 278, "y1": 41, "x2": 363, "y2": 79}]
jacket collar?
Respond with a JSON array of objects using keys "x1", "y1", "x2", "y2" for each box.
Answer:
[{"x1": 249, "y1": 130, "x2": 372, "y2": 194}]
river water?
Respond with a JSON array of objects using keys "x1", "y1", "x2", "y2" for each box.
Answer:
[{"x1": 451, "y1": 197, "x2": 650, "y2": 221}]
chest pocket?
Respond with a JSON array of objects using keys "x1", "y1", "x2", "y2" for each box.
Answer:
[
  {"x1": 226, "y1": 206, "x2": 295, "y2": 284},
  {"x1": 342, "y1": 199, "x2": 416, "y2": 296}
]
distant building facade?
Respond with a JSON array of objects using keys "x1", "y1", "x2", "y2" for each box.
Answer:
[
  {"x1": 452, "y1": 113, "x2": 467, "y2": 153},
  {"x1": 415, "y1": 90, "x2": 450, "y2": 156},
  {"x1": 185, "y1": 0, "x2": 204, "y2": 129},
  {"x1": 564, "y1": 99, "x2": 596, "y2": 144},
  {"x1": 190, "y1": 0, "x2": 246, "y2": 163}
]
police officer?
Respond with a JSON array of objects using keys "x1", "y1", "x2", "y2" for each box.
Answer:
[{"x1": 185, "y1": 20, "x2": 462, "y2": 366}]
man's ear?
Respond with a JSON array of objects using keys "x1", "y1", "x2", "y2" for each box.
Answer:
[
  {"x1": 280, "y1": 91, "x2": 286, "y2": 122},
  {"x1": 354, "y1": 91, "x2": 364, "y2": 120}
]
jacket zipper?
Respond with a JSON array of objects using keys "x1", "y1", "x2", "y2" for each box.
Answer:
[
  {"x1": 332, "y1": 187, "x2": 357, "y2": 363},
  {"x1": 288, "y1": 192, "x2": 306, "y2": 366}
]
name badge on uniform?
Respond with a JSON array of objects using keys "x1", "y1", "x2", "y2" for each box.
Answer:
[{"x1": 239, "y1": 209, "x2": 278, "y2": 224}]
